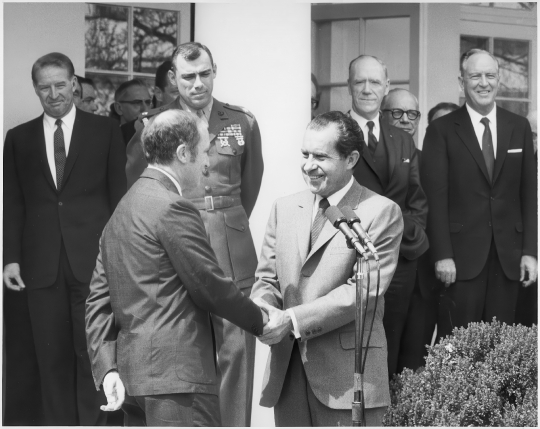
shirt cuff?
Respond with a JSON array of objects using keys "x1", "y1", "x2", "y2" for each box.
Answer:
[{"x1": 286, "y1": 308, "x2": 301, "y2": 339}]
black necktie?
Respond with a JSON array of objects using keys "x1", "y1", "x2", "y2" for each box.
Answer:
[
  {"x1": 480, "y1": 117, "x2": 495, "y2": 182},
  {"x1": 54, "y1": 119, "x2": 66, "y2": 190},
  {"x1": 310, "y1": 198, "x2": 330, "y2": 251},
  {"x1": 367, "y1": 121, "x2": 378, "y2": 157}
]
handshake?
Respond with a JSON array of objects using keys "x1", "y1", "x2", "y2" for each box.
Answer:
[{"x1": 253, "y1": 297, "x2": 294, "y2": 346}]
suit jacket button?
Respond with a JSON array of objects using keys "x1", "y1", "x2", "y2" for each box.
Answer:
[
  {"x1": 305, "y1": 330, "x2": 311, "y2": 336},
  {"x1": 489, "y1": 221, "x2": 492, "y2": 227},
  {"x1": 58, "y1": 202, "x2": 63, "y2": 206},
  {"x1": 232, "y1": 149, "x2": 237, "y2": 155},
  {"x1": 289, "y1": 333, "x2": 295, "y2": 341},
  {"x1": 218, "y1": 111, "x2": 224, "y2": 116},
  {"x1": 205, "y1": 185, "x2": 212, "y2": 192},
  {"x1": 318, "y1": 327, "x2": 322, "y2": 332}
]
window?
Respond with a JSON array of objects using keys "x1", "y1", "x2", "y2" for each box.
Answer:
[
  {"x1": 85, "y1": 3, "x2": 180, "y2": 115},
  {"x1": 460, "y1": 35, "x2": 531, "y2": 117}
]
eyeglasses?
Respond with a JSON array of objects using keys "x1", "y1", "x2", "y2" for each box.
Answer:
[
  {"x1": 82, "y1": 97, "x2": 96, "y2": 105},
  {"x1": 118, "y1": 99, "x2": 152, "y2": 107},
  {"x1": 383, "y1": 109, "x2": 421, "y2": 120},
  {"x1": 311, "y1": 98, "x2": 320, "y2": 110}
]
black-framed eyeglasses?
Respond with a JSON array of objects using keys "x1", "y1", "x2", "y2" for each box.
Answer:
[
  {"x1": 311, "y1": 98, "x2": 320, "y2": 110},
  {"x1": 383, "y1": 109, "x2": 421, "y2": 120},
  {"x1": 118, "y1": 99, "x2": 152, "y2": 107}
]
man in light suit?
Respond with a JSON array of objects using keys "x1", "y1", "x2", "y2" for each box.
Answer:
[
  {"x1": 85, "y1": 110, "x2": 267, "y2": 426},
  {"x1": 421, "y1": 49, "x2": 537, "y2": 340},
  {"x1": 348, "y1": 55, "x2": 428, "y2": 376},
  {"x1": 125, "y1": 42, "x2": 263, "y2": 427},
  {"x1": 3, "y1": 52, "x2": 126, "y2": 425},
  {"x1": 251, "y1": 111, "x2": 403, "y2": 426}
]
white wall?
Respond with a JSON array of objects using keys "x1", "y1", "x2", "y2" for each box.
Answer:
[
  {"x1": 3, "y1": 3, "x2": 86, "y2": 136},
  {"x1": 195, "y1": 4, "x2": 311, "y2": 427}
]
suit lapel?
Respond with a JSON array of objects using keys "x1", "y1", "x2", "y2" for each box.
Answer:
[
  {"x1": 454, "y1": 106, "x2": 491, "y2": 184},
  {"x1": 493, "y1": 106, "x2": 512, "y2": 184},
  {"x1": 297, "y1": 191, "x2": 314, "y2": 264},
  {"x1": 62, "y1": 109, "x2": 83, "y2": 188},
  {"x1": 208, "y1": 98, "x2": 229, "y2": 143},
  {"x1": 36, "y1": 115, "x2": 57, "y2": 191}
]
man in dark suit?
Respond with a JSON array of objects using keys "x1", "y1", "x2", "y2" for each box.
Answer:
[
  {"x1": 421, "y1": 49, "x2": 537, "y2": 340},
  {"x1": 251, "y1": 112, "x2": 403, "y2": 426},
  {"x1": 85, "y1": 109, "x2": 267, "y2": 426},
  {"x1": 3, "y1": 52, "x2": 126, "y2": 425},
  {"x1": 125, "y1": 42, "x2": 264, "y2": 427},
  {"x1": 348, "y1": 55, "x2": 429, "y2": 376}
]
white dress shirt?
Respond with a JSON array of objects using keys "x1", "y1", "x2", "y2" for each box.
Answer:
[
  {"x1": 147, "y1": 165, "x2": 183, "y2": 195},
  {"x1": 288, "y1": 176, "x2": 355, "y2": 338},
  {"x1": 350, "y1": 109, "x2": 381, "y2": 144},
  {"x1": 466, "y1": 103, "x2": 498, "y2": 159},
  {"x1": 43, "y1": 104, "x2": 76, "y2": 188}
]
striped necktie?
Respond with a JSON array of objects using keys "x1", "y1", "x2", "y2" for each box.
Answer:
[
  {"x1": 480, "y1": 117, "x2": 495, "y2": 182},
  {"x1": 310, "y1": 198, "x2": 330, "y2": 251}
]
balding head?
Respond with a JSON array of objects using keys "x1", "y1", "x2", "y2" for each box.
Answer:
[{"x1": 381, "y1": 88, "x2": 421, "y2": 136}]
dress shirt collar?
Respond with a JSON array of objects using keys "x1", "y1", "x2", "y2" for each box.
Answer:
[
  {"x1": 314, "y1": 176, "x2": 354, "y2": 209},
  {"x1": 349, "y1": 109, "x2": 380, "y2": 143},
  {"x1": 466, "y1": 102, "x2": 497, "y2": 126},
  {"x1": 178, "y1": 97, "x2": 213, "y2": 122},
  {"x1": 147, "y1": 165, "x2": 182, "y2": 195},
  {"x1": 43, "y1": 103, "x2": 76, "y2": 131}
]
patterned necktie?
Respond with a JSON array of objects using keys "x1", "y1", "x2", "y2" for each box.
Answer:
[
  {"x1": 480, "y1": 117, "x2": 495, "y2": 182},
  {"x1": 367, "y1": 121, "x2": 378, "y2": 157},
  {"x1": 54, "y1": 119, "x2": 66, "y2": 190},
  {"x1": 196, "y1": 109, "x2": 208, "y2": 126},
  {"x1": 310, "y1": 198, "x2": 330, "y2": 251}
]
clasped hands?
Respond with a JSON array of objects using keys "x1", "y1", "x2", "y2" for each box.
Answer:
[{"x1": 253, "y1": 298, "x2": 293, "y2": 346}]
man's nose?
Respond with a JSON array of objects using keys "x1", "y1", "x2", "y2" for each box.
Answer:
[
  {"x1": 193, "y1": 74, "x2": 203, "y2": 89},
  {"x1": 362, "y1": 81, "x2": 371, "y2": 94},
  {"x1": 400, "y1": 113, "x2": 410, "y2": 123},
  {"x1": 303, "y1": 156, "x2": 316, "y2": 172},
  {"x1": 479, "y1": 74, "x2": 489, "y2": 86},
  {"x1": 50, "y1": 86, "x2": 59, "y2": 99}
]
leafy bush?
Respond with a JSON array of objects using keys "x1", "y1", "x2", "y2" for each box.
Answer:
[{"x1": 383, "y1": 320, "x2": 537, "y2": 426}]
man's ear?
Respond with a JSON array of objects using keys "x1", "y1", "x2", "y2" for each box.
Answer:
[
  {"x1": 348, "y1": 150, "x2": 361, "y2": 169},
  {"x1": 114, "y1": 101, "x2": 123, "y2": 116},
  {"x1": 176, "y1": 144, "x2": 188, "y2": 164},
  {"x1": 212, "y1": 63, "x2": 217, "y2": 78},
  {"x1": 384, "y1": 79, "x2": 390, "y2": 96},
  {"x1": 458, "y1": 75, "x2": 465, "y2": 93},
  {"x1": 168, "y1": 70, "x2": 177, "y2": 87}
]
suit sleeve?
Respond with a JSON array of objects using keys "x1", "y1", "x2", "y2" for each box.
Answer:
[
  {"x1": 125, "y1": 125, "x2": 148, "y2": 190},
  {"x1": 85, "y1": 239, "x2": 118, "y2": 390},
  {"x1": 107, "y1": 123, "x2": 127, "y2": 211},
  {"x1": 421, "y1": 123, "x2": 454, "y2": 263},
  {"x1": 293, "y1": 202, "x2": 404, "y2": 341},
  {"x1": 250, "y1": 201, "x2": 283, "y2": 309},
  {"x1": 158, "y1": 199, "x2": 265, "y2": 336},
  {"x1": 240, "y1": 115, "x2": 264, "y2": 218},
  {"x1": 520, "y1": 119, "x2": 537, "y2": 257},
  {"x1": 3, "y1": 130, "x2": 25, "y2": 266},
  {"x1": 400, "y1": 139, "x2": 429, "y2": 260}
]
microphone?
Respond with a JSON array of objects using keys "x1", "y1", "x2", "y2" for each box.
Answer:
[
  {"x1": 325, "y1": 206, "x2": 368, "y2": 258},
  {"x1": 341, "y1": 206, "x2": 379, "y2": 261}
]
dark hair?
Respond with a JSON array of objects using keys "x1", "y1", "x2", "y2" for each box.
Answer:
[
  {"x1": 114, "y1": 79, "x2": 148, "y2": 101},
  {"x1": 307, "y1": 111, "x2": 364, "y2": 160},
  {"x1": 171, "y1": 42, "x2": 214, "y2": 73},
  {"x1": 460, "y1": 49, "x2": 499, "y2": 77},
  {"x1": 155, "y1": 60, "x2": 173, "y2": 91},
  {"x1": 32, "y1": 52, "x2": 74, "y2": 83},
  {"x1": 427, "y1": 102, "x2": 460, "y2": 124},
  {"x1": 75, "y1": 75, "x2": 95, "y2": 97},
  {"x1": 142, "y1": 110, "x2": 201, "y2": 165},
  {"x1": 109, "y1": 103, "x2": 120, "y2": 121},
  {"x1": 348, "y1": 54, "x2": 388, "y2": 80}
]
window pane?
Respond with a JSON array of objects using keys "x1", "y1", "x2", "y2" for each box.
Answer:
[
  {"x1": 496, "y1": 100, "x2": 529, "y2": 117},
  {"x1": 494, "y1": 38, "x2": 529, "y2": 99},
  {"x1": 133, "y1": 8, "x2": 178, "y2": 74},
  {"x1": 460, "y1": 35, "x2": 489, "y2": 56},
  {"x1": 85, "y1": 4, "x2": 128, "y2": 71},
  {"x1": 86, "y1": 72, "x2": 128, "y2": 117}
]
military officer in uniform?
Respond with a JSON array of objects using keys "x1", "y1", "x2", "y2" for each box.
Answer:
[{"x1": 125, "y1": 42, "x2": 263, "y2": 427}]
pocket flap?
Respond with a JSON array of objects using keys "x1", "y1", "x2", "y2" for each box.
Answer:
[
  {"x1": 215, "y1": 138, "x2": 244, "y2": 156},
  {"x1": 224, "y1": 211, "x2": 248, "y2": 232},
  {"x1": 339, "y1": 331, "x2": 383, "y2": 349},
  {"x1": 449, "y1": 222, "x2": 462, "y2": 233}
]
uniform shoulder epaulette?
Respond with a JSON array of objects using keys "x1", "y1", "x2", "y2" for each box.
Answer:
[
  {"x1": 223, "y1": 103, "x2": 254, "y2": 118},
  {"x1": 134, "y1": 104, "x2": 171, "y2": 131}
]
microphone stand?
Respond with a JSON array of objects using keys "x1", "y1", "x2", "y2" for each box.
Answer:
[{"x1": 352, "y1": 253, "x2": 369, "y2": 426}]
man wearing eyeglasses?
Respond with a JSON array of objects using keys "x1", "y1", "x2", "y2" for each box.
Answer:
[
  {"x1": 114, "y1": 79, "x2": 152, "y2": 125},
  {"x1": 73, "y1": 75, "x2": 99, "y2": 114},
  {"x1": 347, "y1": 55, "x2": 428, "y2": 377},
  {"x1": 381, "y1": 88, "x2": 421, "y2": 137},
  {"x1": 125, "y1": 42, "x2": 263, "y2": 427}
]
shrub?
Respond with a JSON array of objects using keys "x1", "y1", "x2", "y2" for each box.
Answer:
[{"x1": 383, "y1": 320, "x2": 537, "y2": 426}]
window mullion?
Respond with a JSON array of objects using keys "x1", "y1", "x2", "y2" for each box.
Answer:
[{"x1": 128, "y1": 6, "x2": 133, "y2": 79}]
